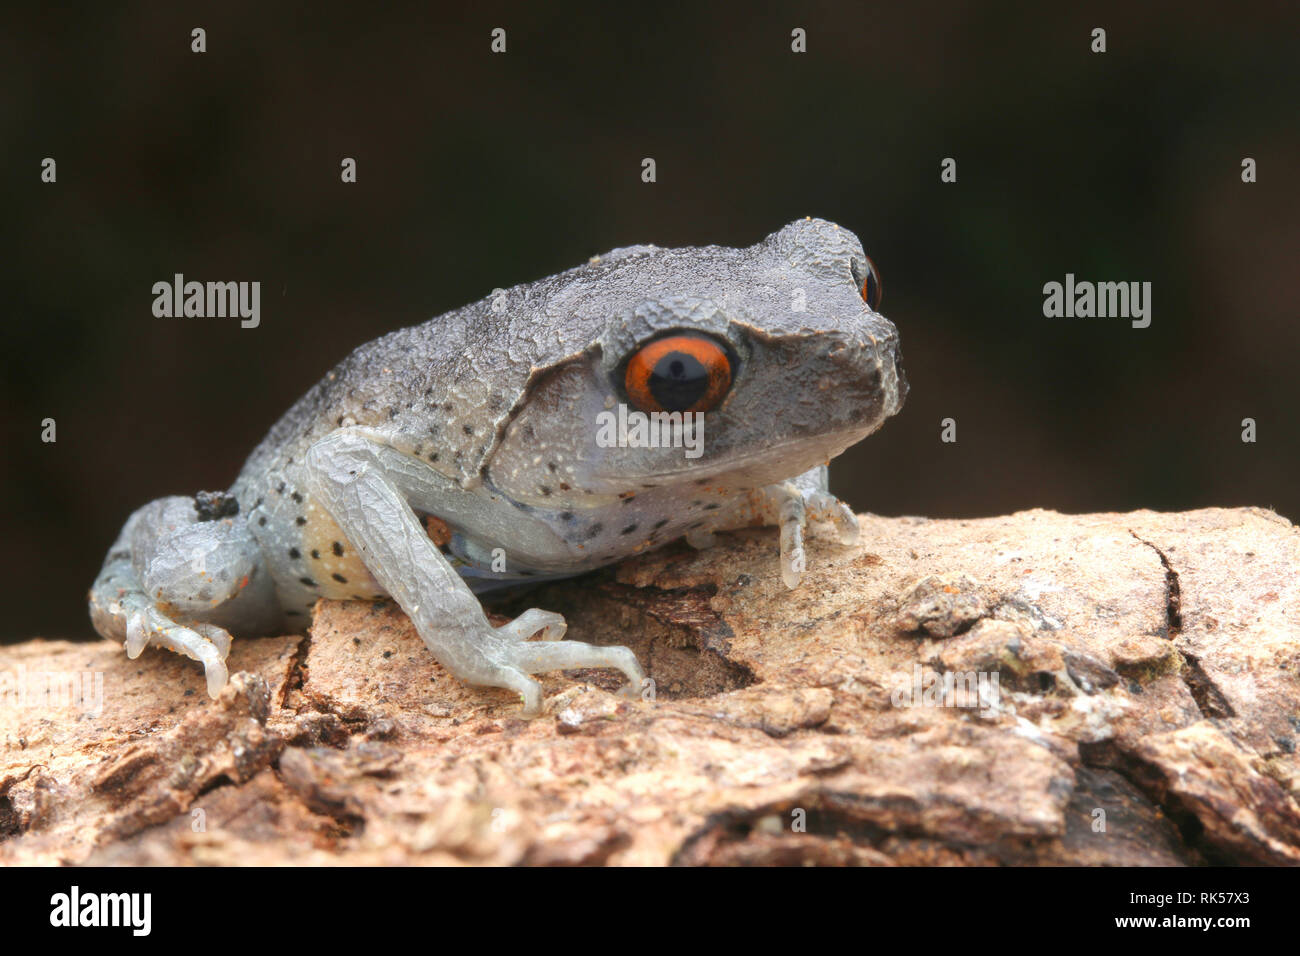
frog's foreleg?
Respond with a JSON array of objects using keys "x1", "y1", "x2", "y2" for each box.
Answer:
[
  {"x1": 89, "y1": 495, "x2": 273, "y2": 697},
  {"x1": 690, "y1": 465, "x2": 859, "y2": 588},
  {"x1": 303, "y1": 432, "x2": 644, "y2": 716}
]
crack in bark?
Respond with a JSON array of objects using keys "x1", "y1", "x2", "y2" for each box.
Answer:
[
  {"x1": 1078, "y1": 740, "x2": 1214, "y2": 864},
  {"x1": 1129, "y1": 531, "x2": 1234, "y2": 719},
  {"x1": 280, "y1": 632, "x2": 313, "y2": 710},
  {"x1": 0, "y1": 766, "x2": 42, "y2": 842},
  {"x1": 1178, "y1": 652, "x2": 1236, "y2": 719},
  {"x1": 1128, "y1": 531, "x2": 1182, "y2": 640}
]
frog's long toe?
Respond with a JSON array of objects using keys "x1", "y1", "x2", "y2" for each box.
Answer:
[
  {"x1": 493, "y1": 608, "x2": 643, "y2": 701},
  {"x1": 805, "y1": 491, "x2": 860, "y2": 545},
  {"x1": 125, "y1": 606, "x2": 231, "y2": 697},
  {"x1": 506, "y1": 639, "x2": 645, "y2": 701},
  {"x1": 496, "y1": 607, "x2": 566, "y2": 642}
]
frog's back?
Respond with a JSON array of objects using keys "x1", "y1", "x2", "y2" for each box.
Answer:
[{"x1": 231, "y1": 246, "x2": 666, "y2": 498}]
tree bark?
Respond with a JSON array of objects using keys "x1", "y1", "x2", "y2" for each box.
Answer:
[{"x1": 3, "y1": 507, "x2": 1298, "y2": 865}]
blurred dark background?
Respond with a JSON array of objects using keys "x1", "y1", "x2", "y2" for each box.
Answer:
[{"x1": 3, "y1": 1, "x2": 1297, "y2": 641}]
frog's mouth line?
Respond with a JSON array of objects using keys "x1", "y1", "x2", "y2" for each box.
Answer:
[{"x1": 601, "y1": 422, "x2": 878, "y2": 484}]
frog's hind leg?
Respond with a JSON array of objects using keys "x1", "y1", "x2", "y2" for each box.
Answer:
[{"x1": 88, "y1": 494, "x2": 277, "y2": 697}]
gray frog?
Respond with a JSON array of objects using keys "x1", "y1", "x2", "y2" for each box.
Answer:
[{"x1": 89, "y1": 217, "x2": 907, "y2": 715}]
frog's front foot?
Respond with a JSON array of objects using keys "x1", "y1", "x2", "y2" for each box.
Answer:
[
  {"x1": 303, "y1": 431, "x2": 646, "y2": 718},
  {"x1": 483, "y1": 608, "x2": 645, "y2": 716},
  {"x1": 760, "y1": 468, "x2": 859, "y2": 589},
  {"x1": 423, "y1": 607, "x2": 643, "y2": 717}
]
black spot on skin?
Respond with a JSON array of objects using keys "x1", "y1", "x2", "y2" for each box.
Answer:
[
  {"x1": 621, "y1": 496, "x2": 635, "y2": 505},
  {"x1": 258, "y1": 517, "x2": 268, "y2": 527},
  {"x1": 523, "y1": 424, "x2": 536, "y2": 440},
  {"x1": 300, "y1": 577, "x2": 317, "y2": 588},
  {"x1": 692, "y1": 500, "x2": 702, "y2": 507},
  {"x1": 194, "y1": 490, "x2": 239, "y2": 521},
  {"x1": 559, "y1": 483, "x2": 571, "y2": 491},
  {"x1": 444, "y1": 403, "x2": 454, "y2": 411},
  {"x1": 413, "y1": 444, "x2": 424, "y2": 456},
  {"x1": 696, "y1": 478, "x2": 710, "y2": 485},
  {"x1": 311, "y1": 549, "x2": 320, "y2": 559},
  {"x1": 388, "y1": 407, "x2": 398, "y2": 419},
  {"x1": 428, "y1": 424, "x2": 440, "y2": 436},
  {"x1": 560, "y1": 512, "x2": 574, "y2": 521},
  {"x1": 333, "y1": 541, "x2": 344, "y2": 556},
  {"x1": 547, "y1": 462, "x2": 558, "y2": 473},
  {"x1": 429, "y1": 452, "x2": 439, "y2": 462},
  {"x1": 489, "y1": 395, "x2": 504, "y2": 412},
  {"x1": 277, "y1": 482, "x2": 286, "y2": 493},
  {"x1": 704, "y1": 503, "x2": 720, "y2": 510},
  {"x1": 109, "y1": 549, "x2": 129, "y2": 561},
  {"x1": 291, "y1": 491, "x2": 304, "y2": 504},
  {"x1": 621, "y1": 524, "x2": 638, "y2": 535},
  {"x1": 653, "y1": 519, "x2": 669, "y2": 530},
  {"x1": 587, "y1": 523, "x2": 604, "y2": 539},
  {"x1": 289, "y1": 548, "x2": 301, "y2": 559},
  {"x1": 332, "y1": 573, "x2": 348, "y2": 583},
  {"x1": 540, "y1": 486, "x2": 552, "y2": 496},
  {"x1": 383, "y1": 650, "x2": 393, "y2": 659},
  {"x1": 253, "y1": 497, "x2": 263, "y2": 509},
  {"x1": 296, "y1": 516, "x2": 307, "y2": 525},
  {"x1": 336, "y1": 416, "x2": 345, "y2": 426}
]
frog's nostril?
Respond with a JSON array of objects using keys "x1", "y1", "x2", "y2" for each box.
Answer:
[{"x1": 826, "y1": 336, "x2": 866, "y2": 363}]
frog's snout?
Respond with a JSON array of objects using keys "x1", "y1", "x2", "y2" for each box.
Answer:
[
  {"x1": 824, "y1": 329, "x2": 885, "y2": 376},
  {"x1": 821, "y1": 325, "x2": 907, "y2": 422}
]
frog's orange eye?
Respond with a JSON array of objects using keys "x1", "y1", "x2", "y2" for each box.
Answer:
[
  {"x1": 855, "y1": 255, "x2": 883, "y2": 311},
  {"x1": 624, "y1": 334, "x2": 733, "y2": 414}
]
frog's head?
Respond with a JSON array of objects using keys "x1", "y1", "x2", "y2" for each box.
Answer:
[{"x1": 488, "y1": 218, "x2": 906, "y2": 510}]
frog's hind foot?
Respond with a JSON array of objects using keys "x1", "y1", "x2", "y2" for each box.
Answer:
[
  {"x1": 89, "y1": 494, "x2": 276, "y2": 698},
  {"x1": 124, "y1": 605, "x2": 231, "y2": 697}
]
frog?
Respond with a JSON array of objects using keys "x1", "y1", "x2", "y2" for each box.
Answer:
[{"x1": 88, "y1": 217, "x2": 907, "y2": 716}]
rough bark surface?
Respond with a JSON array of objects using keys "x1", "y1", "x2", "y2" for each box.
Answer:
[{"x1": 3, "y1": 507, "x2": 1298, "y2": 866}]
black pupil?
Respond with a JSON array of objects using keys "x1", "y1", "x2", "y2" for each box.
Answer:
[
  {"x1": 649, "y1": 351, "x2": 709, "y2": 411},
  {"x1": 864, "y1": 271, "x2": 880, "y2": 309}
]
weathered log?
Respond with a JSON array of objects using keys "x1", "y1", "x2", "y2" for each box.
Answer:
[{"x1": 3, "y1": 507, "x2": 1298, "y2": 865}]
